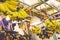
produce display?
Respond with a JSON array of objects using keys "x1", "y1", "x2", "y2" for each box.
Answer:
[{"x1": 0, "y1": 0, "x2": 60, "y2": 40}]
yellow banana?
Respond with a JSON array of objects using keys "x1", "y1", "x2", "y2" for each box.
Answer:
[
  {"x1": 56, "y1": 29, "x2": 60, "y2": 34},
  {"x1": 3, "y1": 2, "x2": 25, "y2": 18},
  {"x1": 0, "y1": 3, "x2": 6, "y2": 12},
  {"x1": 44, "y1": 19, "x2": 52, "y2": 26},
  {"x1": 45, "y1": 19, "x2": 51, "y2": 24},
  {"x1": 8, "y1": 12, "x2": 17, "y2": 17},
  {"x1": 3, "y1": 2, "x2": 15, "y2": 16},
  {"x1": 9, "y1": 11, "x2": 24, "y2": 18},
  {"x1": 6, "y1": 2, "x2": 17, "y2": 11},
  {"x1": 8, "y1": 1, "x2": 18, "y2": 6},
  {"x1": 52, "y1": 20, "x2": 60, "y2": 26},
  {"x1": 44, "y1": 19, "x2": 56, "y2": 31},
  {"x1": 18, "y1": 9, "x2": 28, "y2": 18},
  {"x1": 18, "y1": 12, "x2": 24, "y2": 18}
]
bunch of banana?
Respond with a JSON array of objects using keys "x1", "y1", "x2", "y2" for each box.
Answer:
[
  {"x1": 18, "y1": 9, "x2": 28, "y2": 18},
  {"x1": 56, "y1": 28, "x2": 60, "y2": 34},
  {"x1": 0, "y1": 0, "x2": 18, "y2": 12},
  {"x1": 29, "y1": 26, "x2": 42, "y2": 34},
  {"x1": 8, "y1": 0, "x2": 18, "y2": 5},
  {"x1": 56, "y1": 27, "x2": 60, "y2": 34},
  {"x1": 44, "y1": 19, "x2": 53, "y2": 27},
  {"x1": 52, "y1": 20, "x2": 60, "y2": 33},
  {"x1": 6, "y1": 3, "x2": 17, "y2": 11},
  {"x1": 0, "y1": 0, "x2": 28, "y2": 18},
  {"x1": 52, "y1": 20, "x2": 60, "y2": 26},
  {"x1": 45, "y1": 19, "x2": 60, "y2": 33},
  {"x1": 8, "y1": 9, "x2": 28, "y2": 18},
  {"x1": 0, "y1": 3, "x2": 6, "y2": 12},
  {"x1": 44, "y1": 19, "x2": 55, "y2": 30}
]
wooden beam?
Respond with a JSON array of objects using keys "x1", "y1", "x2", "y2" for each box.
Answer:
[{"x1": 32, "y1": 2, "x2": 44, "y2": 8}]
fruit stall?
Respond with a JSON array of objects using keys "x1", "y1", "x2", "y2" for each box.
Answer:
[{"x1": 0, "y1": 0, "x2": 60, "y2": 40}]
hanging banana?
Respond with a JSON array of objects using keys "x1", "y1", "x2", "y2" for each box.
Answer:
[
  {"x1": 6, "y1": 2, "x2": 17, "y2": 11},
  {"x1": 0, "y1": 0, "x2": 18, "y2": 12},
  {"x1": 8, "y1": 1, "x2": 18, "y2": 6},
  {"x1": 44, "y1": 18, "x2": 60, "y2": 33},
  {"x1": 18, "y1": 9, "x2": 28, "y2": 18},
  {"x1": 0, "y1": 0, "x2": 28, "y2": 18},
  {"x1": 0, "y1": 3, "x2": 6, "y2": 12},
  {"x1": 44, "y1": 19, "x2": 55, "y2": 30}
]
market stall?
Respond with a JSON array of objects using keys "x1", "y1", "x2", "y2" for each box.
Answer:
[{"x1": 0, "y1": 0, "x2": 60, "y2": 40}]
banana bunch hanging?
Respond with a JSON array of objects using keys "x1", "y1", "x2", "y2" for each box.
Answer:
[
  {"x1": 0, "y1": 0, "x2": 28, "y2": 18},
  {"x1": 44, "y1": 19, "x2": 60, "y2": 33},
  {"x1": 29, "y1": 26, "x2": 42, "y2": 34},
  {"x1": 52, "y1": 20, "x2": 60, "y2": 34},
  {"x1": 0, "y1": 0, "x2": 18, "y2": 12},
  {"x1": 44, "y1": 19, "x2": 55, "y2": 31}
]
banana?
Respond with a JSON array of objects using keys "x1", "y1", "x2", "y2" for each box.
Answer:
[
  {"x1": 11, "y1": 12, "x2": 17, "y2": 17},
  {"x1": 31, "y1": 26, "x2": 41, "y2": 34},
  {"x1": 56, "y1": 29, "x2": 60, "y2": 34},
  {"x1": 18, "y1": 12, "x2": 24, "y2": 18},
  {"x1": 0, "y1": 0, "x2": 28, "y2": 19},
  {"x1": 8, "y1": 11, "x2": 24, "y2": 18},
  {"x1": 0, "y1": 3, "x2": 6, "y2": 12},
  {"x1": 44, "y1": 19, "x2": 56, "y2": 31},
  {"x1": 3, "y1": 2, "x2": 28, "y2": 18},
  {"x1": 52, "y1": 20, "x2": 60, "y2": 26},
  {"x1": 45, "y1": 19, "x2": 51, "y2": 24},
  {"x1": 0, "y1": 0, "x2": 18, "y2": 12},
  {"x1": 3, "y1": 2, "x2": 15, "y2": 16},
  {"x1": 6, "y1": 2, "x2": 17, "y2": 11},
  {"x1": 18, "y1": 9, "x2": 28, "y2": 18},
  {"x1": 44, "y1": 19, "x2": 52, "y2": 26},
  {"x1": 8, "y1": 1, "x2": 18, "y2": 6}
]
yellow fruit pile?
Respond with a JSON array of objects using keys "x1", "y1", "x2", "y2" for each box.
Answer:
[
  {"x1": 0, "y1": 0, "x2": 18, "y2": 12},
  {"x1": 30, "y1": 26, "x2": 42, "y2": 34},
  {"x1": 0, "y1": 0, "x2": 28, "y2": 18},
  {"x1": 44, "y1": 19, "x2": 60, "y2": 33}
]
